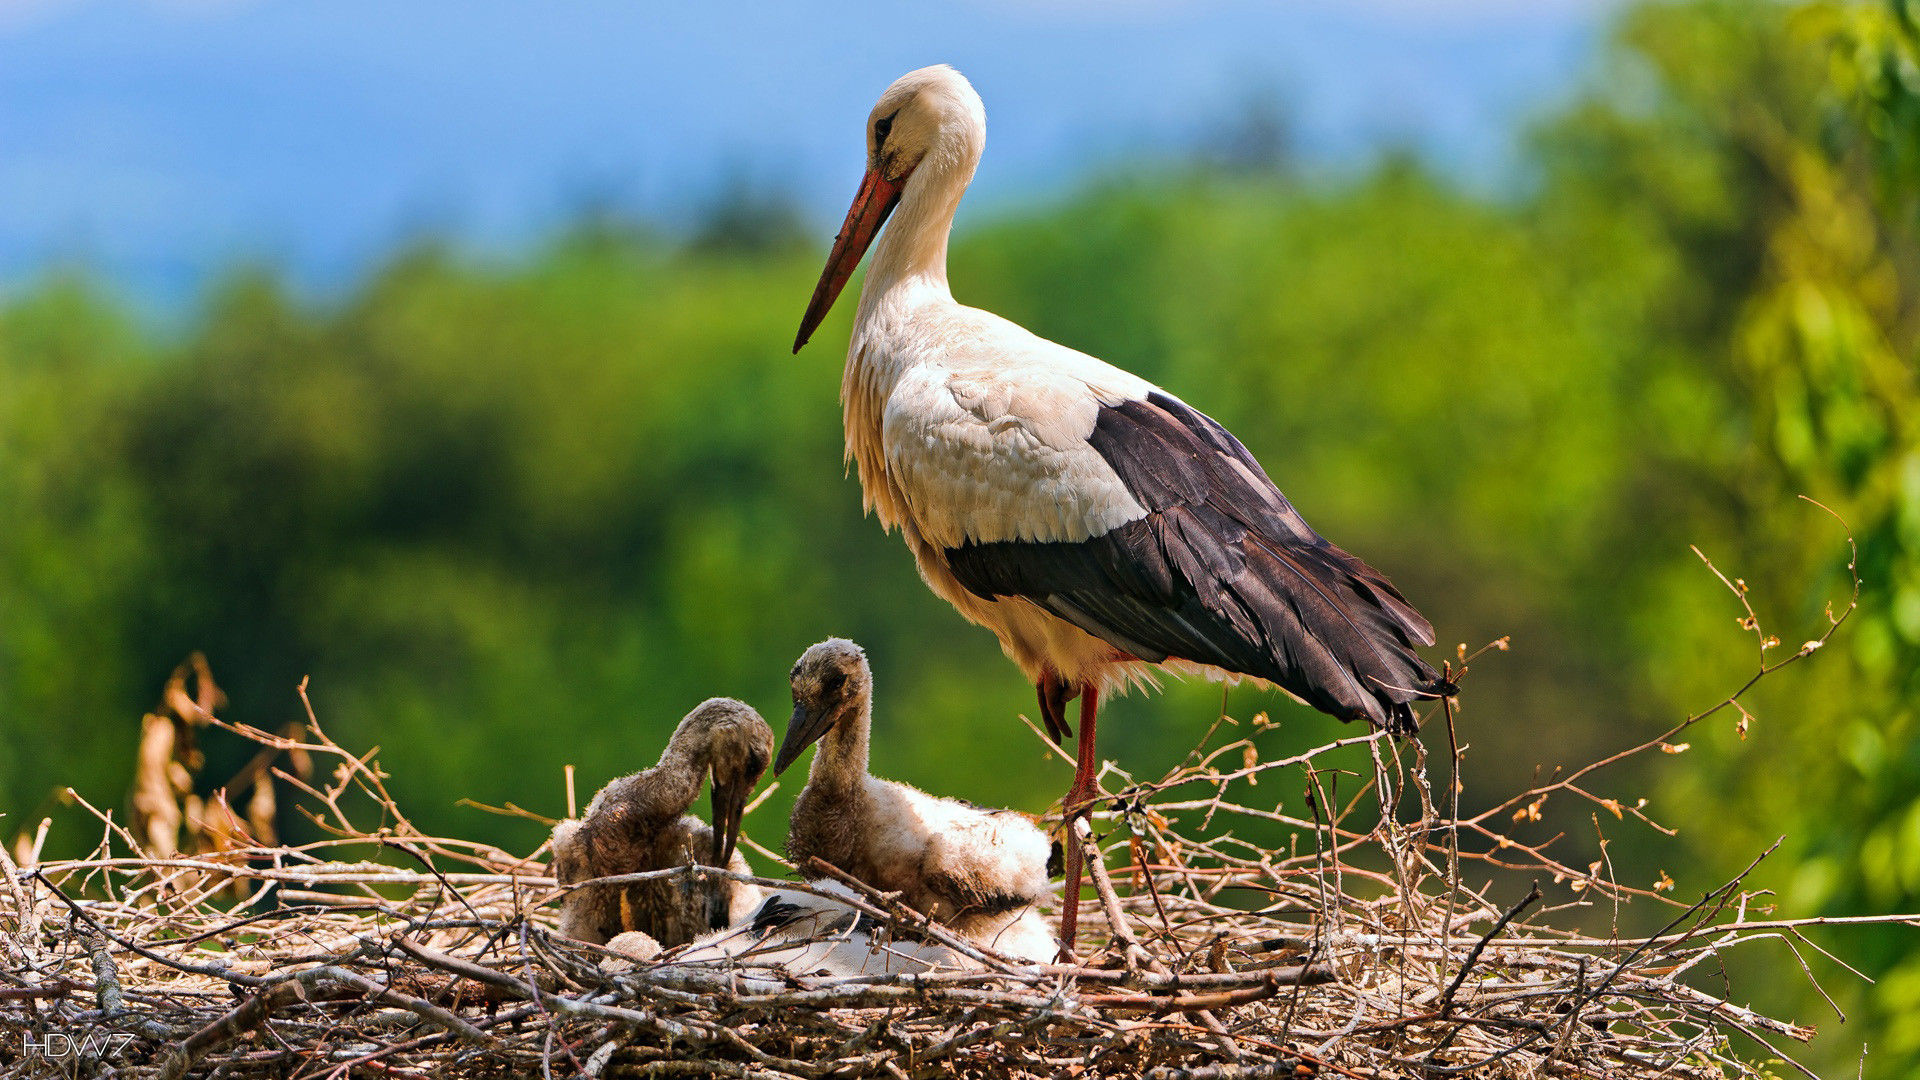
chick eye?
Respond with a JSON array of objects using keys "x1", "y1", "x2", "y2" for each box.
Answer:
[{"x1": 874, "y1": 114, "x2": 894, "y2": 144}]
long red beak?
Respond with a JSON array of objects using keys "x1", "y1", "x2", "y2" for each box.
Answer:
[{"x1": 793, "y1": 168, "x2": 904, "y2": 353}]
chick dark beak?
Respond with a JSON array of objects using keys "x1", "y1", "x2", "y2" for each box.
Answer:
[
  {"x1": 793, "y1": 167, "x2": 905, "y2": 353},
  {"x1": 774, "y1": 702, "x2": 836, "y2": 777},
  {"x1": 708, "y1": 771, "x2": 751, "y2": 870}
]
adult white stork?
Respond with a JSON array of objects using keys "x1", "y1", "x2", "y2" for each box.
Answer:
[{"x1": 792, "y1": 65, "x2": 1448, "y2": 952}]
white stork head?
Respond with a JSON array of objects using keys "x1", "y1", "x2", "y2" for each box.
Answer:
[
  {"x1": 794, "y1": 65, "x2": 986, "y2": 352},
  {"x1": 776, "y1": 638, "x2": 872, "y2": 775},
  {"x1": 679, "y1": 698, "x2": 775, "y2": 868}
]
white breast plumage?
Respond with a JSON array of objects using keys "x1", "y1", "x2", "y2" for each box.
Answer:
[{"x1": 877, "y1": 322, "x2": 1156, "y2": 549}]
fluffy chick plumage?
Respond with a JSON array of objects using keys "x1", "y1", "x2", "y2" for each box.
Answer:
[
  {"x1": 552, "y1": 698, "x2": 772, "y2": 946},
  {"x1": 778, "y1": 639, "x2": 1052, "y2": 956}
]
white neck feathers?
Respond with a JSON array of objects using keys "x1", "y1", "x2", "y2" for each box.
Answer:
[{"x1": 860, "y1": 90, "x2": 983, "y2": 310}]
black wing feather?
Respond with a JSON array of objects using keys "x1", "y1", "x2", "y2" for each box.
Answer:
[{"x1": 944, "y1": 392, "x2": 1443, "y2": 732}]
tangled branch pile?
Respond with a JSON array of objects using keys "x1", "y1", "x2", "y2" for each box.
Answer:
[{"x1": 2, "y1": 540, "x2": 1909, "y2": 1079}]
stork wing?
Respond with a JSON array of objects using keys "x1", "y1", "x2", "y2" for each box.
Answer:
[{"x1": 943, "y1": 390, "x2": 1441, "y2": 731}]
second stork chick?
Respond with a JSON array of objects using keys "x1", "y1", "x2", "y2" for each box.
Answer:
[
  {"x1": 552, "y1": 698, "x2": 773, "y2": 947},
  {"x1": 673, "y1": 880, "x2": 973, "y2": 976},
  {"x1": 777, "y1": 639, "x2": 1051, "y2": 957}
]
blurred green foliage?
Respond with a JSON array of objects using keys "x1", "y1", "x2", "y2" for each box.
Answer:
[{"x1": 2, "y1": 0, "x2": 1916, "y2": 1070}]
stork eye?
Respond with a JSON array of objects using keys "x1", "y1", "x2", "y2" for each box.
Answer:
[
  {"x1": 874, "y1": 113, "x2": 895, "y2": 144},
  {"x1": 822, "y1": 671, "x2": 846, "y2": 695}
]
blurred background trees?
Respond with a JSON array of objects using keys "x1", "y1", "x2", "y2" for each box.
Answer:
[{"x1": 2, "y1": 0, "x2": 1916, "y2": 1071}]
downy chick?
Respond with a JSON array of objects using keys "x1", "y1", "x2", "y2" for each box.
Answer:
[
  {"x1": 778, "y1": 639, "x2": 1051, "y2": 959},
  {"x1": 553, "y1": 698, "x2": 772, "y2": 946}
]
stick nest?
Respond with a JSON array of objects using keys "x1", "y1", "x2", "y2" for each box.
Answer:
[{"x1": 0, "y1": 552, "x2": 1894, "y2": 1080}]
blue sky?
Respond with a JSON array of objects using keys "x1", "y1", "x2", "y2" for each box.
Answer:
[{"x1": 0, "y1": 0, "x2": 1616, "y2": 309}]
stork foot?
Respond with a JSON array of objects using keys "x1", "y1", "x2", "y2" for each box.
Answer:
[{"x1": 1036, "y1": 673, "x2": 1078, "y2": 746}]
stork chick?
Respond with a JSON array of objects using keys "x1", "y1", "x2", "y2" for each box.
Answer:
[
  {"x1": 672, "y1": 881, "x2": 974, "y2": 976},
  {"x1": 552, "y1": 698, "x2": 773, "y2": 947},
  {"x1": 600, "y1": 884, "x2": 1042, "y2": 977},
  {"x1": 776, "y1": 639, "x2": 1051, "y2": 959}
]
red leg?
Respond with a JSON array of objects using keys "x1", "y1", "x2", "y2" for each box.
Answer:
[{"x1": 1057, "y1": 684, "x2": 1101, "y2": 960}]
